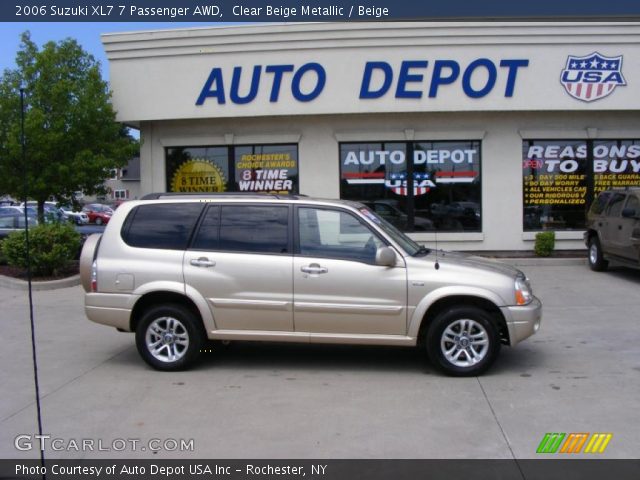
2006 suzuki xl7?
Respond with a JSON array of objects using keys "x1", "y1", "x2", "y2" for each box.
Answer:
[{"x1": 80, "y1": 193, "x2": 542, "y2": 376}]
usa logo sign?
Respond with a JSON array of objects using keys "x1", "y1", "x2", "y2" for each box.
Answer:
[{"x1": 560, "y1": 52, "x2": 626, "y2": 102}]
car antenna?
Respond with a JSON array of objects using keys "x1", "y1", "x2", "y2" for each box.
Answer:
[{"x1": 434, "y1": 228, "x2": 440, "y2": 270}]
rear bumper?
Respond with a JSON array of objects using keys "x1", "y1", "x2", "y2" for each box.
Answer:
[
  {"x1": 501, "y1": 296, "x2": 542, "y2": 346},
  {"x1": 85, "y1": 293, "x2": 136, "y2": 331}
]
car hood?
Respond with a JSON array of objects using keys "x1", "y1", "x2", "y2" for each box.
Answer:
[{"x1": 430, "y1": 251, "x2": 524, "y2": 278}]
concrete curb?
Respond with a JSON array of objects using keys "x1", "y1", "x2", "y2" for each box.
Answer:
[
  {"x1": 0, "y1": 274, "x2": 81, "y2": 291},
  {"x1": 487, "y1": 257, "x2": 587, "y2": 267}
]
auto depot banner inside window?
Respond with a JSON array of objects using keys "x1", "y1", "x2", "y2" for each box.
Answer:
[
  {"x1": 166, "y1": 144, "x2": 298, "y2": 194},
  {"x1": 522, "y1": 139, "x2": 640, "y2": 231},
  {"x1": 340, "y1": 141, "x2": 482, "y2": 232}
]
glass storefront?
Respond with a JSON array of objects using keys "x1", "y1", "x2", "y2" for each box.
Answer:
[
  {"x1": 522, "y1": 139, "x2": 640, "y2": 231},
  {"x1": 166, "y1": 144, "x2": 298, "y2": 194},
  {"x1": 340, "y1": 141, "x2": 482, "y2": 232}
]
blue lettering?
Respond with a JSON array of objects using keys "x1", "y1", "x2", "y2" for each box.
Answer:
[
  {"x1": 561, "y1": 70, "x2": 581, "y2": 82},
  {"x1": 359, "y1": 62, "x2": 393, "y2": 99},
  {"x1": 196, "y1": 67, "x2": 226, "y2": 105},
  {"x1": 230, "y1": 65, "x2": 261, "y2": 104},
  {"x1": 428, "y1": 60, "x2": 460, "y2": 98},
  {"x1": 500, "y1": 59, "x2": 528, "y2": 97},
  {"x1": 462, "y1": 59, "x2": 497, "y2": 98},
  {"x1": 265, "y1": 65, "x2": 295, "y2": 102},
  {"x1": 603, "y1": 71, "x2": 624, "y2": 84},
  {"x1": 396, "y1": 60, "x2": 428, "y2": 99},
  {"x1": 291, "y1": 62, "x2": 326, "y2": 102}
]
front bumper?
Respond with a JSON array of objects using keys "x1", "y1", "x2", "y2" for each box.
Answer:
[{"x1": 500, "y1": 296, "x2": 542, "y2": 345}]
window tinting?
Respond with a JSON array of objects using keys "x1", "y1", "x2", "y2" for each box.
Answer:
[
  {"x1": 219, "y1": 205, "x2": 289, "y2": 254},
  {"x1": 123, "y1": 203, "x2": 203, "y2": 250},
  {"x1": 606, "y1": 194, "x2": 626, "y2": 217},
  {"x1": 191, "y1": 206, "x2": 220, "y2": 250},
  {"x1": 590, "y1": 192, "x2": 612, "y2": 215}
]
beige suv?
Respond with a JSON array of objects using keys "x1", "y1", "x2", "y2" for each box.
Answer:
[{"x1": 80, "y1": 193, "x2": 541, "y2": 376}]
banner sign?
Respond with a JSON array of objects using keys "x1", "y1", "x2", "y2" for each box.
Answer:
[{"x1": 4, "y1": 0, "x2": 640, "y2": 22}]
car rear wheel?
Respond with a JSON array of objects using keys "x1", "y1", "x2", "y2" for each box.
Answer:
[
  {"x1": 588, "y1": 237, "x2": 608, "y2": 271},
  {"x1": 135, "y1": 304, "x2": 204, "y2": 371},
  {"x1": 426, "y1": 306, "x2": 500, "y2": 376}
]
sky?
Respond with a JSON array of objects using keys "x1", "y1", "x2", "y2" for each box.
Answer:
[{"x1": 0, "y1": 22, "x2": 227, "y2": 80}]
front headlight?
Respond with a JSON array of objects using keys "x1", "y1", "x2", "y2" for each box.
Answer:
[{"x1": 515, "y1": 275, "x2": 533, "y2": 305}]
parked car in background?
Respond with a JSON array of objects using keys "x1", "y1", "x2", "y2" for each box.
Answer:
[
  {"x1": 59, "y1": 205, "x2": 89, "y2": 225},
  {"x1": 0, "y1": 205, "x2": 37, "y2": 219},
  {"x1": 82, "y1": 203, "x2": 114, "y2": 225},
  {"x1": 20, "y1": 201, "x2": 65, "y2": 223},
  {"x1": 80, "y1": 193, "x2": 541, "y2": 376},
  {"x1": 0, "y1": 214, "x2": 37, "y2": 240},
  {"x1": 585, "y1": 187, "x2": 640, "y2": 271}
]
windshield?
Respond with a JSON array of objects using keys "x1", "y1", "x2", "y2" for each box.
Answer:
[{"x1": 356, "y1": 205, "x2": 421, "y2": 256}]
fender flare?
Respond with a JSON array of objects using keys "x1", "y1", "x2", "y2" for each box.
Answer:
[{"x1": 408, "y1": 286, "x2": 507, "y2": 338}]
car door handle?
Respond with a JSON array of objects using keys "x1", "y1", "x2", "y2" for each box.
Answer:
[
  {"x1": 618, "y1": 225, "x2": 623, "y2": 230},
  {"x1": 190, "y1": 257, "x2": 216, "y2": 268},
  {"x1": 301, "y1": 264, "x2": 328, "y2": 274}
]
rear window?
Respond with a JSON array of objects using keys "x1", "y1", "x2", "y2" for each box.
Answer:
[{"x1": 122, "y1": 203, "x2": 203, "y2": 250}]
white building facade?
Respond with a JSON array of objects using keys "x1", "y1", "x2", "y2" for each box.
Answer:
[{"x1": 103, "y1": 22, "x2": 640, "y2": 251}]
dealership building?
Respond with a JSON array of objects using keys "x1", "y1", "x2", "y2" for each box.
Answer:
[{"x1": 103, "y1": 22, "x2": 640, "y2": 251}]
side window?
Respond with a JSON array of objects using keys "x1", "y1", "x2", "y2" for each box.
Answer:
[
  {"x1": 298, "y1": 208, "x2": 383, "y2": 264},
  {"x1": 606, "y1": 194, "x2": 626, "y2": 217},
  {"x1": 590, "y1": 192, "x2": 612, "y2": 215},
  {"x1": 625, "y1": 195, "x2": 640, "y2": 214},
  {"x1": 219, "y1": 205, "x2": 289, "y2": 254},
  {"x1": 123, "y1": 203, "x2": 203, "y2": 250},
  {"x1": 191, "y1": 205, "x2": 220, "y2": 250}
]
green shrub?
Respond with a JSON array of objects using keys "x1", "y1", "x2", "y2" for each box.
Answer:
[
  {"x1": 2, "y1": 222, "x2": 81, "y2": 276},
  {"x1": 534, "y1": 231, "x2": 555, "y2": 257}
]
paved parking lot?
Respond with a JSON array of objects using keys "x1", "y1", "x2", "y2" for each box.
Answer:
[{"x1": 1, "y1": 262, "x2": 639, "y2": 460}]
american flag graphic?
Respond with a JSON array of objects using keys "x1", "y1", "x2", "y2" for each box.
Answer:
[
  {"x1": 385, "y1": 172, "x2": 434, "y2": 196},
  {"x1": 560, "y1": 53, "x2": 626, "y2": 103}
]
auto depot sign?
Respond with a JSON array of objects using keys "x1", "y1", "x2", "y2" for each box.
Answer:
[
  {"x1": 103, "y1": 24, "x2": 640, "y2": 122},
  {"x1": 195, "y1": 58, "x2": 530, "y2": 105}
]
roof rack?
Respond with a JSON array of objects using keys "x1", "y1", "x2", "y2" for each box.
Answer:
[{"x1": 140, "y1": 192, "x2": 307, "y2": 200}]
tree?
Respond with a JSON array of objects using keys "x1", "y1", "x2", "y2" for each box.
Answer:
[{"x1": 0, "y1": 31, "x2": 136, "y2": 222}]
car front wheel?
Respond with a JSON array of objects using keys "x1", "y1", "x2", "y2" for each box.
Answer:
[
  {"x1": 588, "y1": 237, "x2": 608, "y2": 271},
  {"x1": 135, "y1": 304, "x2": 204, "y2": 371},
  {"x1": 95, "y1": 217, "x2": 103, "y2": 225},
  {"x1": 426, "y1": 306, "x2": 500, "y2": 376}
]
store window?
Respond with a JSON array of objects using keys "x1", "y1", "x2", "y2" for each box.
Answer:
[
  {"x1": 166, "y1": 144, "x2": 298, "y2": 194},
  {"x1": 522, "y1": 139, "x2": 640, "y2": 231},
  {"x1": 340, "y1": 141, "x2": 482, "y2": 232}
]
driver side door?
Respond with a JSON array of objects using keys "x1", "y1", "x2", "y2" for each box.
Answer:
[{"x1": 293, "y1": 206, "x2": 407, "y2": 336}]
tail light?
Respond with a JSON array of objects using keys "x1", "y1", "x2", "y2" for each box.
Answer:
[{"x1": 91, "y1": 260, "x2": 98, "y2": 292}]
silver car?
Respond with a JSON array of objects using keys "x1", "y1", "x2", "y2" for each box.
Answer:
[{"x1": 80, "y1": 193, "x2": 541, "y2": 376}]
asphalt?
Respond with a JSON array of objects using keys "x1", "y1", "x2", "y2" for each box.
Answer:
[{"x1": 1, "y1": 263, "x2": 639, "y2": 460}]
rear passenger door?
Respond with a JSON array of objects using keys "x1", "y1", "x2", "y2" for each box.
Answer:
[{"x1": 184, "y1": 204, "x2": 294, "y2": 332}]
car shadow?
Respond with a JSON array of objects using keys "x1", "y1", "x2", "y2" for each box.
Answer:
[
  {"x1": 602, "y1": 264, "x2": 640, "y2": 282},
  {"x1": 195, "y1": 341, "x2": 432, "y2": 375}
]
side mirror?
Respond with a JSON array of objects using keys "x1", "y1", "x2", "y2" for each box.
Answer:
[
  {"x1": 621, "y1": 207, "x2": 639, "y2": 219},
  {"x1": 375, "y1": 246, "x2": 397, "y2": 267}
]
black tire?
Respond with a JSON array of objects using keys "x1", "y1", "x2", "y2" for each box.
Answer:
[
  {"x1": 95, "y1": 217, "x2": 103, "y2": 225},
  {"x1": 426, "y1": 306, "x2": 501, "y2": 377},
  {"x1": 135, "y1": 304, "x2": 204, "y2": 371},
  {"x1": 588, "y1": 236, "x2": 608, "y2": 272}
]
